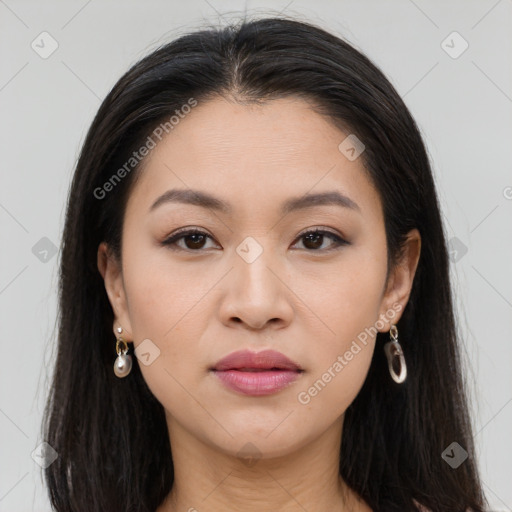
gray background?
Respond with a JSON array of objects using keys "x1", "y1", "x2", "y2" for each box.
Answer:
[{"x1": 0, "y1": 0, "x2": 511, "y2": 510}]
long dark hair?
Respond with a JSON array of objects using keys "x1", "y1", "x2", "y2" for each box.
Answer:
[{"x1": 42, "y1": 15, "x2": 487, "y2": 512}]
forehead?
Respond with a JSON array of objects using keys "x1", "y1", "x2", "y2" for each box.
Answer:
[{"x1": 125, "y1": 96, "x2": 381, "y2": 220}]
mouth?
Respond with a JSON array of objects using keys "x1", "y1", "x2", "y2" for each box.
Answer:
[{"x1": 210, "y1": 349, "x2": 304, "y2": 396}]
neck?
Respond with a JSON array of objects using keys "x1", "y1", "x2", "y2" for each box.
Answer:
[{"x1": 156, "y1": 414, "x2": 370, "y2": 512}]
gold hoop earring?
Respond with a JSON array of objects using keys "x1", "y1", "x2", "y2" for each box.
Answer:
[
  {"x1": 383, "y1": 323, "x2": 407, "y2": 383},
  {"x1": 113, "y1": 326, "x2": 132, "y2": 378}
]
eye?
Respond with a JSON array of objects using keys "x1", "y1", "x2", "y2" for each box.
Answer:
[
  {"x1": 161, "y1": 228, "x2": 218, "y2": 251},
  {"x1": 292, "y1": 229, "x2": 349, "y2": 252}
]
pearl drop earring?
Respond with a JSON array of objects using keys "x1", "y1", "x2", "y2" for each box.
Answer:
[{"x1": 113, "y1": 326, "x2": 132, "y2": 378}]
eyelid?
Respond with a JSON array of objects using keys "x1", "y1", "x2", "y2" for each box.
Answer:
[{"x1": 295, "y1": 226, "x2": 346, "y2": 240}]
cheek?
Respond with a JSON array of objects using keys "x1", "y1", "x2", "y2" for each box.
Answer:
[
  {"x1": 292, "y1": 249, "x2": 386, "y2": 411},
  {"x1": 296, "y1": 246, "x2": 387, "y2": 348},
  {"x1": 120, "y1": 241, "x2": 216, "y2": 390},
  {"x1": 120, "y1": 248, "x2": 211, "y2": 421},
  {"x1": 121, "y1": 238, "x2": 207, "y2": 338}
]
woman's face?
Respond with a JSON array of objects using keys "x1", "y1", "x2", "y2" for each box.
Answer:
[{"x1": 99, "y1": 96, "x2": 419, "y2": 459}]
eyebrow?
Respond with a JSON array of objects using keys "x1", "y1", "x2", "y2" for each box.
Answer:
[{"x1": 149, "y1": 188, "x2": 361, "y2": 215}]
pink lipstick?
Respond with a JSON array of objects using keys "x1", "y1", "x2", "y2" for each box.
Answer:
[{"x1": 210, "y1": 349, "x2": 303, "y2": 396}]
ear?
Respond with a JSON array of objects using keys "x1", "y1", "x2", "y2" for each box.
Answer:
[
  {"x1": 97, "y1": 242, "x2": 133, "y2": 340},
  {"x1": 378, "y1": 228, "x2": 421, "y2": 331}
]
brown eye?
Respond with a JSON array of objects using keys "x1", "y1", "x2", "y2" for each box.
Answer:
[
  {"x1": 182, "y1": 233, "x2": 208, "y2": 250},
  {"x1": 303, "y1": 232, "x2": 324, "y2": 249},
  {"x1": 162, "y1": 229, "x2": 217, "y2": 251},
  {"x1": 293, "y1": 229, "x2": 349, "y2": 252}
]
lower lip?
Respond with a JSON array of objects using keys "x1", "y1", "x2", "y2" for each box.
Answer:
[{"x1": 212, "y1": 369, "x2": 302, "y2": 396}]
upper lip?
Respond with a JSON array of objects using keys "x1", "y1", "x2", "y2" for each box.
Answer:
[{"x1": 211, "y1": 349, "x2": 303, "y2": 371}]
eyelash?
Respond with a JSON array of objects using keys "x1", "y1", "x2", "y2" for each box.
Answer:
[{"x1": 161, "y1": 228, "x2": 349, "y2": 253}]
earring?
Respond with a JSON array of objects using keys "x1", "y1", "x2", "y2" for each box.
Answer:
[
  {"x1": 113, "y1": 326, "x2": 132, "y2": 378},
  {"x1": 383, "y1": 323, "x2": 407, "y2": 383}
]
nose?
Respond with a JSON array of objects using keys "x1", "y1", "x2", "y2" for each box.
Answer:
[{"x1": 218, "y1": 244, "x2": 294, "y2": 331}]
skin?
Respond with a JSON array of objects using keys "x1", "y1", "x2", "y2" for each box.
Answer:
[{"x1": 97, "y1": 96, "x2": 421, "y2": 512}]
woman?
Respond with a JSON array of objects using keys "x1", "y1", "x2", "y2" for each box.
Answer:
[{"x1": 42, "y1": 16, "x2": 487, "y2": 512}]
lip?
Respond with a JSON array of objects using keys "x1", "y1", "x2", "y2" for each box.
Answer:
[
  {"x1": 211, "y1": 349, "x2": 303, "y2": 372},
  {"x1": 210, "y1": 349, "x2": 304, "y2": 396}
]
